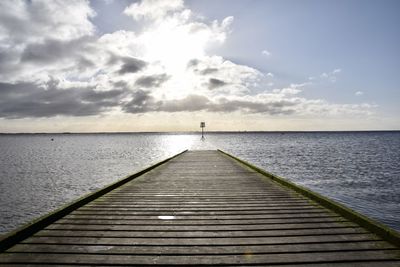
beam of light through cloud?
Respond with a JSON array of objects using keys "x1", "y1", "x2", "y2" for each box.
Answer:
[{"x1": 0, "y1": 0, "x2": 378, "y2": 131}]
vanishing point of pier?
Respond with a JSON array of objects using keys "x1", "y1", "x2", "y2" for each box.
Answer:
[{"x1": 0, "y1": 150, "x2": 399, "y2": 266}]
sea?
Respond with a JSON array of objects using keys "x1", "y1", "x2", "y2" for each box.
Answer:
[{"x1": 0, "y1": 131, "x2": 399, "y2": 234}]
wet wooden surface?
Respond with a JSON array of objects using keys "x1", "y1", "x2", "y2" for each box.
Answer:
[{"x1": 1, "y1": 150, "x2": 399, "y2": 266}]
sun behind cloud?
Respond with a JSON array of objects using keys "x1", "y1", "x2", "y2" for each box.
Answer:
[{"x1": 0, "y1": 0, "x2": 384, "y2": 132}]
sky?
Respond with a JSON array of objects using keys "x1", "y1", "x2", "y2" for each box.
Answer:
[{"x1": 0, "y1": 0, "x2": 399, "y2": 132}]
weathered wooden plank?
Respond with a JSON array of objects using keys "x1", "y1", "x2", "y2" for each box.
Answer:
[
  {"x1": 55, "y1": 216, "x2": 348, "y2": 225},
  {"x1": 109, "y1": 191, "x2": 290, "y2": 196},
  {"x1": 21, "y1": 233, "x2": 381, "y2": 246},
  {"x1": 2, "y1": 262, "x2": 400, "y2": 267},
  {"x1": 84, "y1": 202, "x2": 315, "y2": 210},
  {"x1": 102, "y1": 193, "x2": 296, "y2": 196},
  {"x1": 1, "y1": 250, "x2": 399, "y2": 265},
  {"x1": 35, "y1": 227, "x2": 366, "y2": 238},
  {"x1": 70, "y1": 209, "x2": 327, "y2": 216},
  {"x1": 8, "y1": 240, "x2": 396, "y2": 254},
  {"x1": 63, "y1": 213, "x2": 338, "y2": 220},
  {"x1": 45, "y1": 221, "x2": 357, "y2": 231},
  {"x1": 106, "y1": 192, "x2": 293, "y2": 195},
  {"x1": 89, "y1": 201, "x2": 313, "y2": 207},
  {"x1": 77, "y1": 206, "x2": 321, "y2": 212}
]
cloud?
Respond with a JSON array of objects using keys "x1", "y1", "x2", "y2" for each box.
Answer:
[
  {"x1": 0, "y1": 81, "x2": 127, "y2": 118},
  {"x1": 185, "y1": 56, "x2": 262, "y2": 95},
  {"x1": 0, "y1": 78, "x2": 375, "y2": 119},
  {"x1": 120, "y1": 86, "x2": 373, "y2": 117},
  {"x1": 135, "y1": 74, "x2": 170, "y2": 87},
  {"x1": 208, "y1": 78, "x2": 226, "y2": 89},
  {"x1": 261, "y1": 50, "x2": 271, "y2": 56},
  {"x1": 208, "y1": 97, "x2": 297, "y2": 115},
  {"x1": 187, "y1": 59, "x2": 219, "y2": 75},
  {"x1": 0, "y1": 0, "x2": 95, "y2": 43},
  {"x1": 118, "y1": 57, "x2": 147, "y2": 74},
  {"x1": 124, "y1": 0, "x2": 184, "y2": 21},
  {"x1": 122, "y1": 89, "x2": 155, "y2": 114},
  {"x1": 0, "y1": 1, "x2": 376, "y2": 123},
  {"x1": 162, "y1": 95, "x2": 210, "y2": 112},
  {"x1": 355, "y1": 91, "x2": 364, "y2": 96},
  {"x1": 0, "y1": 1, "x2": 98, "y2": 82},
  {"x1": 320, "y1": 68, "x2": 342, "y2": 83},
  {"x1": 187, "y1": 59, "x2": 200, "y2": 68},
  {"x1": 199, "y1": 68, "x2": 219, "y2": 75},
  {"x1": 121, "y1": 93, "x2": 296, "y2": 115},
  {"x1": 20, "y1": 37, "x2": 94, "y2": 64}
]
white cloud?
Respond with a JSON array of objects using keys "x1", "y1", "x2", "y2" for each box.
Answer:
[
  {"x1": 320, "y1": 68, "x2": 342, "y2": 83},
  {"x1": 333, "y1": 68, "x2": 342, "y2": 74},
  {"x1": 261, "y1": 49, "x2": 271, "y2": 56},
  {"x1": 0, "y1": 0, "x2": 95, "y2": 43},
  {"x1": 0, "y1": 0, "x2": 97, "y2": 83},
  {"x1": 0, "y1": 0, "x2": 376, "y2": 122},
  {"x1": 355, "y1": 91, "x2": 364, "y2": 96},
  {"x1": 123, "y1": 0, "x2": 184, "y2": 21}
]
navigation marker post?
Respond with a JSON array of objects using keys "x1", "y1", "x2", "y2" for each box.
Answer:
[{"x1": 200, "y1": 121, "x2": 205, "y2": 140}]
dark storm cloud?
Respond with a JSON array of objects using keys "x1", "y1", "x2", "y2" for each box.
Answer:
[
  {"x1": 0, "y1": 51, "x2": 17, "y2": 74},
  {"x1": 0, "y1": 81, "x2": 127, "y2": 118},
  {"x1": 162, "y1": 95, "x2": 210, "y2": 112},
  {"x1": 81, "y1": 88, "x2": 126, "y2": 102},
  {"x1": 122, "y1": 89, "x2": 158, "y2": 113},
  {"x1": 112, "y1": 80, "x2": 128, "y2": 89},
  {"x1": 208, "y1": 78, "x2": 226, "y2": 89},
  {"x1": 122, "y1": 93, "x2": 210, "y2": 114},
  {"x1": 135, "y1": 74, "x2": 170, "y2": 88},
  {"x1": 20, "y1": 37, "x2": 93, "y2": 64},
  {"x1": 0, "y1": 80, "x2": 298, "y2": 118},
  {"x1": 122, "y1": 92, "x2": 297, "y2": 115},
  {"x1": 208, "y1": 98, "x2": 297, "y2": 115},
  {"x1": 199, "y1": 68, "x2": 218, "y2": 75},
  {"x1": 0, "y1": 47, "x2": 35, "y2": 76},
  {"x1": 0, "y1": 51, "x2": 14, "y2": 63},
  {"x1": 118, "y1": 57, "x2": 147, "y2": 74}
]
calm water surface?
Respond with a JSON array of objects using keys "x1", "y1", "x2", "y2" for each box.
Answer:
[{"x1": 0, "y1": 132, "x2": 399, "y2": 234}]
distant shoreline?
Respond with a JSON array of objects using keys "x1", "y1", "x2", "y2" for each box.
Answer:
[{"x1": 1, "y1": 130, "x2": 399, "y2": 135}]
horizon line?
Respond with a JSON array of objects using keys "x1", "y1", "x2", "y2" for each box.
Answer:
[{"x1": 1, "y1": 130, "x2": 400, "y2": 135}]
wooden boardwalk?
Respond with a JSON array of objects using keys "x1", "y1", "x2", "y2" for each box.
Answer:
[{"x1": 1, "y1": 150, "x2": 399, "y2": 266}]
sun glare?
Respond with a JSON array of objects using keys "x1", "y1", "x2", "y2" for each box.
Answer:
[
  {"x1": 163, "y1": 134, "x2": 195, "y2": 153},
  {"x1": 138, "y1": 19, "x2": 212, "y2": 99},
  {"x1": 142, "y1": 20, "x2": 208, "y2": 72}
]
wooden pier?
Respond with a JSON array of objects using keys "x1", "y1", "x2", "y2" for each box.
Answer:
[{"x1": 1, "y1": 150, "x2": 399, "y2": 266}]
